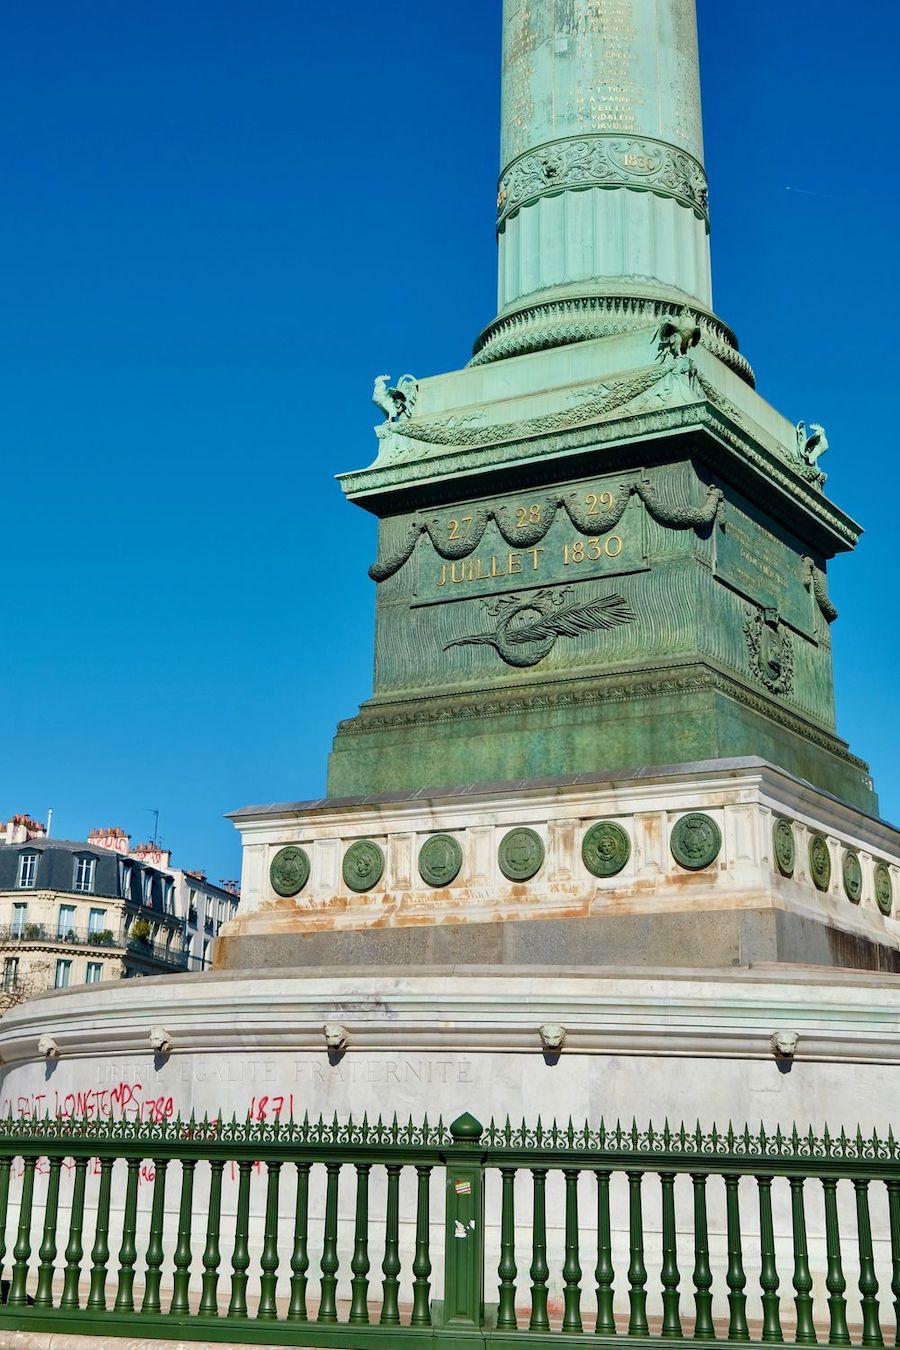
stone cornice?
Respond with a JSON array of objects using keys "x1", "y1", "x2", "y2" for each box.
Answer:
[
  {"x1": 333, "y1": 660, "x2": 867, "y2": 773},
  {"x1": 4, "y1": 967, "x2": 900, "y2": 1068}
]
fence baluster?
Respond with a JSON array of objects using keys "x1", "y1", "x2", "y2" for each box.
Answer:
[
  {"x1": 530, "y1": 1167, "x2": 550, "y2": 1332},
  {"x1": 855, "y1": 1180, "x2": 884, "y2": 1347},
  {"x1": 61, "y1": 1156, "x2": 88, "y2": 1310},
  {"x1": 595, "y1": 1169, "x2": 616, "y2": 1336},
  {"x1": 8, "y1": 1154, "x2": 36, "y2": 1306},
  {"x1": 86, "y1": 1156, "x2": 114, "y2": 1311},
  {"x1": 789, "y1": 1177, "x2": 816, "y2": 1345},
  {"x1": 350, "y1": 1162, "x2": 372, "y2": 1325},
  {"x1": 381, "y1": 1163, "x2": 402, "y2": 1326},
  {"x1": 288, "y1": 1161, "x2": 311, "y2": 1322},
  {"x1": 498, "y1": 1166, "x2": 518, "y2": 1330},
  {"x1": 227, "y1": 1159, "x2": 253, "y2": 1319},
  {"x1": 257, "y1": 1160, "x2": 281, "y2": 1320},
  {"x1": 756, "y1": 1176, "x2": 783, "y2": 1343},
  {"x1": 170, "y1": 1158, "x2": 197, "y2": 1316},
  {"x1": 142, "y1": 1158, "x2": 169, "y2": 1314},
  {"x1": 661, "y1": 1171, "x2": 683, "y2": 1339},
  {"x1": 628, "y1": 1169, "x2": 649, "y2": 1336},
  {"x1": 319, "y1": 1161, "x2": 341, "y2": 1324},
  {"x1": 412, "y1": 1163, "x2": 433, "y2": 1328},
  {"x1": 0, "y1": 1155, "x2": 11, "y2": 1286},
  {"x1": 562, "y1": 1168, "x2": 583, "y2": 1333},
  {"x1": 200, "y1": 1159, "x2": 225, "y2": 1317},
  {"x1": 724, "y1": 1174, "x2": 749, "y2": 1342},
  {"x1": 691, "y1": 1173, "x2": 715, "y2": 1340},
  {"x1": 888, "y1": 1180, "x2": 900, "y2": 1348},
  {"x1": 823, "y1": 1178, "x2": 850, "y2": 1346},
  {"x1": 114, "y1": 1156, "x2": 141, "y2": 1313},
  {"x1": 33, "y1": 1154, "x2": 62, "y2": 1308}
]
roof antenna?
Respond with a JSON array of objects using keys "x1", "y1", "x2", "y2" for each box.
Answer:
[{"x1": 147, "y1": 808, "x2": 160, "y2": 846}]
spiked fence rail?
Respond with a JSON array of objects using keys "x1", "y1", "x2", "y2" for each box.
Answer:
[{"x1": 0, "y1": 1110, "x2": 896, "y2": 1347}]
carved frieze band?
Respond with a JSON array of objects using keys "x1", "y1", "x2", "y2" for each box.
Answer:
[
  {"x1": 369, "y1": 480, "x2": 723, "y2": 583},
  {"x1": 497, "y1": 134, "x2": 710, "y2": 232}
]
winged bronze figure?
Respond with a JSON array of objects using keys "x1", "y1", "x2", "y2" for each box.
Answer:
[{"x1": 445, "y1": 591, "x2": 636, "y2": 668}]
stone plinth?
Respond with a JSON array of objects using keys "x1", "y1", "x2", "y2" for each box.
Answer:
[{"x1": 222, "y1": 757, "x2": 900, "y2": 974}]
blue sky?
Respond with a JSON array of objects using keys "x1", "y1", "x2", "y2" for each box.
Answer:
[{"x1": 2, "y1": 2, "x2": 897, "y2": 880}]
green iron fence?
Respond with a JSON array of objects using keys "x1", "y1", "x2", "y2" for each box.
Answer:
[{"x1": 0, "y1": 1110, "x2": 896, "y2": 1346}]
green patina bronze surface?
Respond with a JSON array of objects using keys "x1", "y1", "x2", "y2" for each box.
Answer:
[
  {"x1": 809, "y1": 836, "x2": 832, "y2": 893},
  {"x1": 342, "y1": 841, "x2": 384, "y2": 894},
  {"x1": 842, "y1": 850, "x2": 863, "y2": 905},
  {"x1": 269, "y1": 847, "x2": 310, "y2": 898},
  {"x1": 323, "y1": 0, "x2": 876, "y2": 819},
  {"x1": 582, "y1": 821, "x2": 631, "y2": 878},
  {"x1": 875, "y1": 863, "x2": 893, "y2": 916},
  {"x1": 670, "y1": 813, "x2": 721, "y2": 871},
  {"x1": 418, "y1": 835, "x2": 464, "y2": 888},
  {"x1": 773, "y1": 821, "x2": 796, "y2": 878},
  {"x1": 498, "y1": 829, "x2": 545, "y2": 882}
]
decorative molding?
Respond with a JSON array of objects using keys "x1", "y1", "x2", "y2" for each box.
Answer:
[
  {"x1": 377, "y1": 364, "x2": 673, "y2": 455},
  {"x1": 345, "y1": 394, "x2": 857, "y2": 556},
  {"x1": 496, "y1": 134, "x2": 710, "y2": 232},
  {"x1": 803, "y1": 558, "x2": 839, "y2": 624},
  {"x1": 338, "y1": 663, "x2": 868, "y2": 773},
  {"x1": 470, "y1": 294, "x2": 754, "y2": 386},
  {"x1": 744, "y1": 608, "x2": 795, "y2": 697},
  {"x1": 369, "y1": 476, "x2": 723, "y2": 583},
  {"x1": 445, "y1": 589, "x2": 636, "y2": 669}
]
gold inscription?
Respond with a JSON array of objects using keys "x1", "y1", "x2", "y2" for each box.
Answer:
[
  {"x1": 436, "y1": 548, "x2": 545, "y2": 588},
  {"x1": 563, "y1": 537, "x2": 623, "y2": 565},
  {"x1": 585, "y1": 490, "x2": 615, "y2": 516}
]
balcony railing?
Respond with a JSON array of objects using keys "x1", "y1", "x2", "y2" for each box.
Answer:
[
  {"x1": 0, "y1": 925, "x2": 120, "y2": 948},
  {"x1": 0, "y1": 924, "x2": 186, "y2": 970},
  {"x1": 124, "y1": 935, "x2": 188, "y2": 970}
]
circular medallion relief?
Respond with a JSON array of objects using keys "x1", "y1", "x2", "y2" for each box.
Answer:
[
  {"x1": 418, "y1": 834, "x2": 463, "y2": 888},
  {"x1": 842, "y1": 851, "x2": 863, "y2": 905},
  {"x1": 773, "y1": 820, "x2": 796, "y2": 878},
  {"x1": 498, "y1": 828, "x2": 545, "y2": 882},
  {"x1": 582, "y1": 822, "x2": 631, "y2": 878},
  {"x1": 270, "y1": 846, "x2": 311, "y2": 898},
  {"x1": 671, "y1": 814, "x2": 722, "y2": 871},
  {"x1": 808, "y1": 836, "x2": 832, "y2": 893},
  {"x1": 875, "y1": 863, "x2": 893, "y2": 916},
  {"x1": 342, "y1": 840, "x2": 385, "y2": 894}
]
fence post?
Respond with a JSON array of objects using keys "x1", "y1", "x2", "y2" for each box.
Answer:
[{"x1": 439, "y1": 1112, "x2": 486, "y2": 1331}]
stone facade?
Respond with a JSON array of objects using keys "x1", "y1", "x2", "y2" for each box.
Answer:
[{"x1": 225, "y1": 758, "x2": 900, "y2": 973}]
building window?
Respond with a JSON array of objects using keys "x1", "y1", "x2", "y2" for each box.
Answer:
[
  {"x1": 85, "y1": 962, "x2": 102, "y2": 984},
  {"x1": 57, "y1": 905, "x2": 76, "y2": 940},
  {"x1": 16, "y1": 853, "x2": 38, "y2": 889},
  {"x1": 73, "y1": 857, "x2": 95, "y2": 893},
  {"x1": 163, "y1": 880, "x2": 174, "y2": 914},
  {"x1": 142, "y1": 871, "x2": 154, "y2": 905},
  {"x1": 120, "y1": 863, "x2": 133, "y2": 900},
  {"x1": 88, "y1": 907, "x2": 106, "y2": 936},
  {"x1": 54, "y1": 959, "x2": 71, "y2": 989},
  {"x1": 3, "y1": 958, "x2": 19, "y2": 992},
  {"x1": 11, "y1": 903, "x2": 27, "y2": 938}
]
